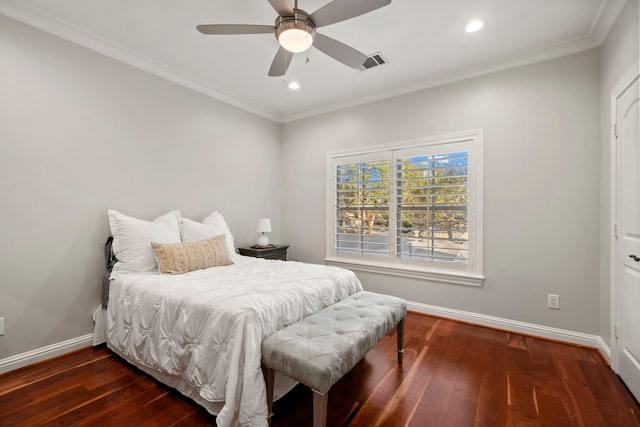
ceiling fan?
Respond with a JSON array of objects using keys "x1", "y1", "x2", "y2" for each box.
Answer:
[{"x1": 196, "y1": 0, "x2": 391, "y2": 77}]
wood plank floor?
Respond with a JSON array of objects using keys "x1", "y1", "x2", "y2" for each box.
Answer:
[{"x1": 1, "y1": 312, "x2": 638, "y2": 426}]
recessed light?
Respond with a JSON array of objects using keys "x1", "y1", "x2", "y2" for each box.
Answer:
[
  {"x1": 288, "y1": 81, "x2": 301, "y2": 90},
  {"x1": 465, "y1": 19, "x2": 487, "y2": 33}
]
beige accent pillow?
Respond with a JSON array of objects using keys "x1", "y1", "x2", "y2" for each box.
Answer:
[{"x1": 153, "y1": 234, "x2": 233, "y2": 274}]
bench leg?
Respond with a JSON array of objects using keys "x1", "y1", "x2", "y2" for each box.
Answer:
[
  {"x1": 263, "y1": 367, "x2": 275, "y2": 426},
  {"x1": 312, "y1": 390, "x2": 328, "y2": 427},
  {"x1": 397, "y1": 318, "x2": 405, "y2": 364}
]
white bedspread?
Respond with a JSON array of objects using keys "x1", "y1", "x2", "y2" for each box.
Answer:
[{"x1": 102, "y1": 256, "x2": 362, "y2": 427}]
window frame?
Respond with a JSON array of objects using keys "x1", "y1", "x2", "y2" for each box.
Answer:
[{"x1": 325, "y1": 130, "x2": 484, "y2": 286}]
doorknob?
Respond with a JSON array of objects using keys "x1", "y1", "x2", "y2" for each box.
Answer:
[{"x1": 629, "y1": 255, "x2": 640, "y2": 262}]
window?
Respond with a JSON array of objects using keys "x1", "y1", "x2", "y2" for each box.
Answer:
[
  {"x1": 326, "y1": 131, "x2": 483, "y2": 286},
  {"x1": 335, "y1": 158, "x2": 390, "y2": 257}
]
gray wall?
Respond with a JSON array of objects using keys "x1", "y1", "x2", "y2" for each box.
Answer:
[
  {"x1": 281, "y1": 50, "x2": 602, "y2": 334},
  {"x1": 1, "y1": 3, "x2": 637, "y2": 364},
  {"x1": 0, "y1": 16, "x2": 282, "y2": 359},
  {"x1": 599, "y1": 0, "x2": 639, "y2": 347}
]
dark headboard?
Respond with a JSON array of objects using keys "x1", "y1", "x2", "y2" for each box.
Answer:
[{"x1": 102, "y1": 236, "x2": 118, "y2": 308}]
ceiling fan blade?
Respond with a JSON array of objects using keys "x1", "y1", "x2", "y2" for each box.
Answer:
[
  {"x1": 196, "y1": 24, "x2": 275, "y2": 35},
  {"x1": 313, "y1": 33, "x2": 367, "y2": 69},
  {"x1": 310, "y1": 0, "x2": 391, "y2": 28},
  {"x1": 268, "y1": 46, "x2": 294, "y2": 76},
  {"x1": 268, "y1": 0, "x2": 294, "y2": 16}
]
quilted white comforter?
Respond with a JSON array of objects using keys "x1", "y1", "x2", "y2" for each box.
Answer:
[{"x1": 103, "y1": 255, "x2": 362, "y2": 427}]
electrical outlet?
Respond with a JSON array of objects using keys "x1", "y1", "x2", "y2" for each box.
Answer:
[
  {"x1": 547, "y1": 294, "x2": 560, "y2": 309},
  {"x1": 0, "y1": 317, "x2": 4, "y2": 335}
]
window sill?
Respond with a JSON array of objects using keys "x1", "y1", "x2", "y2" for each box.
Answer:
[{"x1": 325, "y1": 257, "x2": 484, "y2": 287}]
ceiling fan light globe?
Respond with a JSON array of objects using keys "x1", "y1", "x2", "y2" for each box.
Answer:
[
  {"x1": 278, "y1": 28, "x2": 313, "y2": 53},
  {"x1": 275, "y1": 12, "x2": 315, "y2": 53}
]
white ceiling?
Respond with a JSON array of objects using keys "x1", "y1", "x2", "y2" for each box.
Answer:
[{"x1": 0, "y1": 0, "x2": 629, "y2": 122}]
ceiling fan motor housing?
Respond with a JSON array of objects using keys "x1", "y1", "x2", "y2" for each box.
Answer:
[{"x1": 275, "y1": 10, "x2": 316, "y2": 52}]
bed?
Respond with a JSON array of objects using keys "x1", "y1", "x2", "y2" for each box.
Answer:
[{"x1": 92, "y1": 209, "x2": 363, "y2": 427}]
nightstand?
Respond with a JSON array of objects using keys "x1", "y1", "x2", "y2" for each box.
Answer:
[{"x1": 237, "y1": 245, "x2": 289, "y2": 261}]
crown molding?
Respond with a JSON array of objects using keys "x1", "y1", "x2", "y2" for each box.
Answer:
[
  {"x1": 2, "y1": 0, "x2": 629, "y2": 124},
  {"x1": 282, "y1": 35, "x2": 600, "y2": 122},
  {"x1": 0, "y1": 0, "x2": 285, "y2": 123},
  {"x1": 281, "y1": 0, "x2": 629, "y2": 123},
  {"x1": 589, "y1": 0, "x2": 630, "y2": 45}
]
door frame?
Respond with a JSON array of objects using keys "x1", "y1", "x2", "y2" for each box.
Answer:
[{"x1": 610, "y1": 61, "x2": 640, "y2": 372}]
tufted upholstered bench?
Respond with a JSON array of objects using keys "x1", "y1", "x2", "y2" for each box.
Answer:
[{"x1": 261, "y1": 291, "x2": 407, "y2": 427}]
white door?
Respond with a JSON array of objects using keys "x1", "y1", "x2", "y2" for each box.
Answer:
[{"x1": 615, "y1": 68, "x2": 640, "y2": 402}]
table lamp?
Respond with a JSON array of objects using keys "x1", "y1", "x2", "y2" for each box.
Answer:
[{"x1": 256, "y1": 218, "x2": 272, "y2": 246}]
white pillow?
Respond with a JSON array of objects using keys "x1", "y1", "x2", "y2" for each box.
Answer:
[
  {"x1": 181, "y1": 218, "x2": 217, "y2": 242},
  {"x1": 182, "y1": 211, "x2": 236, "y2": 255},
  {"x1": 108, "y1": 209, "x2": 182, "y2": 272}
]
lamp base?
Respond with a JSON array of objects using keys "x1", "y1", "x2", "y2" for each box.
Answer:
[{"x1": 256, "y1": 234, "x2": 269, "y2": 247}]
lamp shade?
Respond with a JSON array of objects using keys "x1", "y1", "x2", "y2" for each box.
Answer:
[{"x1": 256, "y1": 218, "x2": 272, "y2": 233}]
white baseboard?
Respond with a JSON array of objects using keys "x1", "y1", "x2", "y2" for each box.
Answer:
[
  {"x1": 0, "y1": 302, "x2": 615, "y2": 375},
  {"x1": 408, "y1": 301, "x2": 612, "y2": 363},
  {"x1": 0, "y1": 334, "x2": 94, "y2": 374}
]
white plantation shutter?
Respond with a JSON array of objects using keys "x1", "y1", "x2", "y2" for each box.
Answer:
[
  {"x1": 327, "y1": 131, "x2": 483, "y2": 285},
  {"x1": 395, "y1": 150, "x2": 469, "y2": 264},
  {"x1": 334, "y1": 158, "x2": 390, "y2": 256}
]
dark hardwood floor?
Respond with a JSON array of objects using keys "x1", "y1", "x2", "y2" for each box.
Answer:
[{"x1": 1, "y1": 312, "x2": 638, "y2": 426}]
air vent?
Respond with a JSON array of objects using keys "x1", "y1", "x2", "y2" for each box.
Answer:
[{"x1": 360, "y1": 52, "x2": 388, "y2": 71}]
